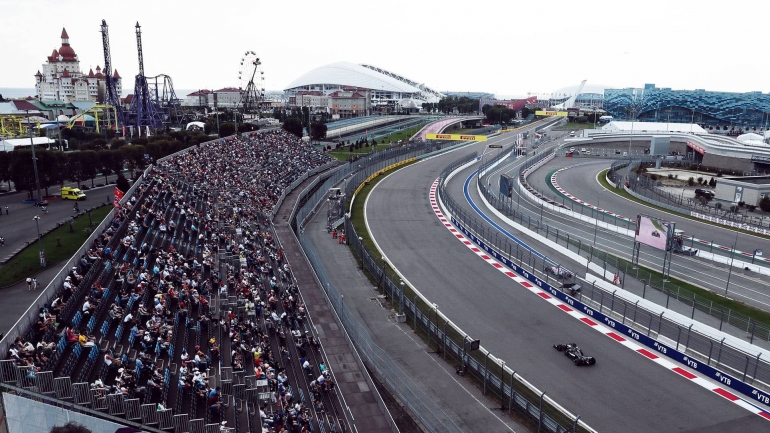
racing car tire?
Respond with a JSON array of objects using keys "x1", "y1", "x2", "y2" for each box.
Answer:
[
  {"x1": 589, "y1": 358, "x2": 596, "y2": 366},
  {"x1": 554, "y1": 344, "x2": 565, "y2": 351}
]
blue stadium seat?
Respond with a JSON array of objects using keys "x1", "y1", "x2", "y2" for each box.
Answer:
[{"x1": 72, "y1": 311, "x2": 83, "y2": 328}]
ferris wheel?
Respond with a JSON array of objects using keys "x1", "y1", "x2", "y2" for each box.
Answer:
[{"x1": 238, "y1": 51, "x2": 265, "y2": 115}]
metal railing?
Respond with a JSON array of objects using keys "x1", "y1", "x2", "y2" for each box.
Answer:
[
  {"x1": 294, "y1": 144, "x2": 589, "y2": 432},
  {"x1": 467, "y1": 147, "x2": 770, "y2": 398}
]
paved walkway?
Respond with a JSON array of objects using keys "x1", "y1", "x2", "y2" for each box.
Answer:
[
  {"x1": 272, "y1": 174, "x2": 394, "y2": 433},
  {"x1": 303, "y1": 189, "x2": 523, "y2": 432},
  {"x1": 0, "y1": 260, "x2": 66, "y2": 338}
]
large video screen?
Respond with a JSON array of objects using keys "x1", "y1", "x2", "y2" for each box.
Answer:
[{"x1": 635, "y1": 215, "x2": 669, "y2": 250}]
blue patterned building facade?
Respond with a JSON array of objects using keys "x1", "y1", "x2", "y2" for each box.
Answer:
[{"x1": 604, "y1": 84, "x2": 770, "y2": 128}]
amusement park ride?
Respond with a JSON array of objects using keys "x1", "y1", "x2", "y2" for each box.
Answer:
[
  {"x1": 238, "y1": 51, "x2": 265, "y2": 117},
  {"x1": 0, "y1": 20, "x2": 183, "y2": 140}
]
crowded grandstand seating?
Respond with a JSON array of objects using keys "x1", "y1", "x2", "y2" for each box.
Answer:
[{"x1": 1, "y1": 130, "x2": 347, "y2": 432}]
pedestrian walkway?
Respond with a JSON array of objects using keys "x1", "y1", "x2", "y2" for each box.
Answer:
[
  {"x1": 0, "y1": 262, "x2": 65, "y2": 338},
  {"x1": 302, "y1": 192, "x2": 523, "y2": 432},
  {"x1": 273, "y1": 174, "x2": 394, "y2": 433}
]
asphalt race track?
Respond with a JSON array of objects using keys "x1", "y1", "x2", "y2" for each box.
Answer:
[
  {"x1": 523, "y1": 158, "x2": 770, "y2": 311},
  {"x1": 365, "y1": 133, "x2": 768, "y2": 431},
  {"x1": 537, "y1": 158, "x2": 770, "y2": 259}
]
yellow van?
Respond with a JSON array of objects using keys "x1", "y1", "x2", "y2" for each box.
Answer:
[{"x1": 61, "y1": 187, "x2": 86, "y2": 201}]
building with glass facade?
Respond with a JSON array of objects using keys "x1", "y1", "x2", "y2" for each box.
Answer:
[{"x1": 604, "y1": 84, "x2": 770, "y2": 128}]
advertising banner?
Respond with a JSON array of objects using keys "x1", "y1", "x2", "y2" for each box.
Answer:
[
  {"x1": 691, "y1": 211, "x2": 770, "y2": 236},
  {"x1": 535, "y1": 111, "x2": 569, "y2": 117},
  {"x1": 635, "y1": 215, "x2": 669, "y2": 250},
  {"x1": 425, "y1": 133, "x2": 488, "y2": 142},
  {"x1": 449, "y1": 217, "x2": 770, "y2": 410}
]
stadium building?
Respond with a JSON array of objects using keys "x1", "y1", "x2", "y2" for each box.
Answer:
[
  {"x1": 604, "y1": 84, "x2": 770, "y2": 129},
  {"x1": 283, "y1": 61, "x2": 443, "y2": 115},
  {"x1": 548, "y1": 82, "x2": 611, "y2": 109}
]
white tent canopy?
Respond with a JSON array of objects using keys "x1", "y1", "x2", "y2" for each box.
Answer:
[
  {"x1": 0, "y1": 137, "x2": 56, "y2": 152},
  {"x1": 601, "y1": 121, "x2": 707, "y2": 134}
]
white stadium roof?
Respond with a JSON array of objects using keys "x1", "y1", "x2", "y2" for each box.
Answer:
[
  {"x1": 284, "y1": 61, "x2": 443, "y2": 100},
  {"x1": 552, "y1": 83, "x2": 613, "y2": 99}
]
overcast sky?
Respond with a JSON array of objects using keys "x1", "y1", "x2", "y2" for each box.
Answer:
[{"x1": 4, "y1": 0, "x2": 769, "y2": 98}]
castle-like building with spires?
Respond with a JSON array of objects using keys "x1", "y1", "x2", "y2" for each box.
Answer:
[{"x1": 34, "y1": 28, "x2": 122, "y2": 103}]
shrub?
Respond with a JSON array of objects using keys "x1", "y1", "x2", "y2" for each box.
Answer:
[
  {"x1": 760, "y1": 196, "x2": 770, "y2": 213},
  {"x1": 697, "y1": 177, "x2": 704, "y2": 184},
  {"x1": 709, "y1": 177, "x2": 717, "y2": 187},
  {"x1": 748, "y1": 205, "x2": 757, "y2": 212},
  {"x1": 687, "y1": 177, "x2": 695, "y2": 186},
  {"x1": 649, "y1": 174, "x2": 658, "y2": 181},
  {"x1": 715, "y1": 202, "x2": 723, "y2": 210},
  {"x1": 668, "y1": 174, "x2": 674, "y2": 179}
]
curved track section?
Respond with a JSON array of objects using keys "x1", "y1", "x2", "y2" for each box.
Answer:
[
  {"x1": 523, "y1": 158, "x2": 770, "y2": 311},
  {"x1": 366, "y1": 141, "x2": 765, "y2": 431}
]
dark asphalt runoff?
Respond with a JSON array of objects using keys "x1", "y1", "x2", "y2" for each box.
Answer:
[{"x1": 365, "y1": 133, "x2": 767, "y2": 431}]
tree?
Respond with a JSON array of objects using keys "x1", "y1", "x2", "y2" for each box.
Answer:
[
  {"x1": 687, "y1": 177, "x2": 695, "y2": 186},
  {"x1": 79, "y1": 150, "x2": 99, "y2": 187},
  {"x1": 709, "y1": 177, "x2": 717, "y2": 188},
  {"x1": 282, "y1": 118, "x2": 303, "y2": 138},
  {"x1": 96, "y1": 149, "x2": 114, "y2": 180},
  {"x1": 219, "y1": 122, "x2": 235, "y2": 137},
  {"x1": 36, "y1": 150, "x2": 66, "y2": 196},
  {"x1": 521, "y1": 106, "x2": 531, "y2": 118},
  {"x1": 66, "y1": 152, "x2": 87, "y2": 187},
  {"x1": 0, "y1": 151, "x2": 10, "y2": 191},
  {"x1": 310, "y1": 122, "x2": 327, "y2": 141},
  {"x1": 760, "y1": 196, "x2": 770, "y2": 213},
  {"x1": 9, "y1": 150, "x2": 36, "y2": 197},
  {"x1": 116, "y1": 173, "x2": 130, "y2": 193}
]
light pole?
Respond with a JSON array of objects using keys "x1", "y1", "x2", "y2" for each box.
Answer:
[
  {"x1": 33, "y1": 215, "x2": 45, "y2": 267},
  {"x1": 725, "y1": 229, "x2": 740, "y2": 295},
  {"x1": 26, "y1": 110, "x2": 43, "y2": 203},
  {"x1": 432, "y1": 303, "x2": 439, "y2": 352}
]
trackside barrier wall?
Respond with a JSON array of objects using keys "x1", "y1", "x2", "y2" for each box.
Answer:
[
  {"x1": 448, "y1": 216, "x2": 770, "y2": 410},
  {"x1": 461, "y1": 150, "x2": 770, "y2": 407},
  {"x1": 293, "y1": 141, "x2": 472, "y2": 433},
  {"x1": 519, "y1": 153, "x2": 770, "y2": 341},
  {"x1": 331, "y1": 149, "x2": 589, "y2": 432}
]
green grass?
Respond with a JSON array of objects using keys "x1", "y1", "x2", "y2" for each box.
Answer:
[
  {"x1": 327, "y1": 125, "x2": 426, "y2": 161},
  {"x1": 555, "y1": 122, "x2": 596, "y2": 130},
  {"x1": 598, "y1": 169, "x2": 770, "y2": 241},
  {"x1": 348, "y1": 162, "x2": 591, "y2": 433},
  {"x1": 0, "y1": 205, "x2": 112, "y2": 287}
]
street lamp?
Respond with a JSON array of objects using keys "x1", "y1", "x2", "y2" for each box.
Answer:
[
  {"x1": 26, "y1": 110, "x2": 43, "y2": 203},
  {"x1": 33, "y1": 215, "x2": 45, "y2": 267},
  {"x1": 725, "y1": 229, "x2": 740, "y2": 295},
  {"x1": 432, "y1": 303, "x2": 439, "y2": 352}
]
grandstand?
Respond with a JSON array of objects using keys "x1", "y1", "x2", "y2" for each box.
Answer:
[{"x1": 0, "y1": 130, "x2": 347, "y2": 432}]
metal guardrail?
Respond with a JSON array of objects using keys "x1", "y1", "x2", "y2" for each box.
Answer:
[
  {"x1": 295, "y1": 144, "x2": 587, "y2": 432},
  {"x1": 470, "y1": 147, "x2": 770, "y2": 400}
]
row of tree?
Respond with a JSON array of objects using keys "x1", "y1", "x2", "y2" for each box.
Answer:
[
  {"x1": 0, "y1": 130, "x2": 209, "y2": 197},
  {"x1": 481, "y1": 105, "x2": 534, "y2": 124},
  {"x1": 422, "y1": 96, "x2": 480, "y2": 115}
]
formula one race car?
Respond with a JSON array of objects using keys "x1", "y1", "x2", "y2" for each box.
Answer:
[{"x1": 553, "y1": 343, "x2": 596, "y2": 366}]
